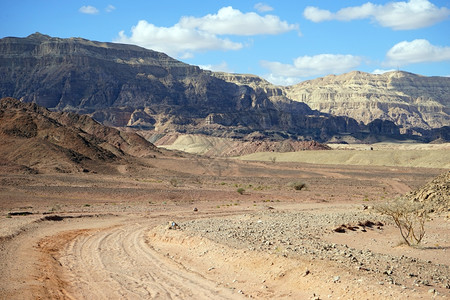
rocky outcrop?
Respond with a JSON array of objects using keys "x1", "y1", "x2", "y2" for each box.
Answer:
[
  {"x1": 284, "y1": 71, "x2": 450, "y2": 130},
  {"x1": 216, "y1": 70, "x2": 450, "y2": 130},
  {"x1": 408, "y1": 171, "x2": 449, "y2": 213},
  {"x1": 0, "y1": 97, "x2": 159, "y2": 173},
  {"x1": 0, "y1": 33, "x2": 315, "y2": 135},
  {"x1": 0, "y1": 34, "x2": 447, "y2": 142}
]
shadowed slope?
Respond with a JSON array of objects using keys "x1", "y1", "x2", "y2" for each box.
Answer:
[{"x1": 0, "y1": 97, "x2": 158, "y2": 173}]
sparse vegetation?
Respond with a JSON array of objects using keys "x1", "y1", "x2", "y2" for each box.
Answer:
[
  {"x1": 237, "y1": 187, "x2": 245, "y2": 195},
  {"x1": 288, "y1": 181, "x2": 306, "y2": 191},
  {"x1": 376, "y1": 197, "x2": 428, "y2": 246},
  {"x1": 169, "y1": 178, "x2": 180, "y2": 187}
]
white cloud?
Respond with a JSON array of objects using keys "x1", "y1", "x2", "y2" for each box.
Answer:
[
  {"x1": 116, "y1": 6, "x2": 298, "y2": 58},
  {"x1": 79, "y1": 5, "x2": 99, "y2": 15},
  {"x1": 106, "y1": 5, "x2": 116, "y2": 13},
  {"x1": 116, "y1": 20, "x2": 242, "y2": 58},
  {"x1": 372, "y1": 69, "x2": 396, "y2": 74},
  {"x1": 385, "y1": 39, "x2": 450, "y2": 66},
  {"x1": 179, "y1": 6, "x2": 298, "y2": 36},
  {"x1": 254, "y1": 3, "x2": 274, "y2": 13},
  {"x1": 199, "y1": 62, "x2": 232, "y2": 73},
  {"x1": 303, "y1": 7, "x2": 334, "y2": 22},
  {"x1": 304, "y1": 0, "x2": 450, "y2": 30},
  {"x1": 262, "y1": 74, "x2": 302, "y2": 86},
  {"x1": 261, "y1": 54, "x2": 362, "y2": 79}
]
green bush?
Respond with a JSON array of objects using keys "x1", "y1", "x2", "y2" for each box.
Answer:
[{"x1": 237, "y1": 188, "x2": 245, "y2": 195}]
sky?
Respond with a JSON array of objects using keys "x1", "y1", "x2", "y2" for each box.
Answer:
[{"x1": 1, "y1": 0, "x2": 449, "y2": 85}]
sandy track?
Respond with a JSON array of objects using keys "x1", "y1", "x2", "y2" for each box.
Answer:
[
  {"x1": 1, "y1": 207, "x2": 449, "y2": 299},
  {"x1": 54, "y1": 217, "x2": 241, "y2": 300}
]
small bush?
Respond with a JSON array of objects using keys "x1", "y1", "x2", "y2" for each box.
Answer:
[
  {"x1": 169, "y1": 178, "x2": 179, "y2": 187},
  {"x1": 376, "y1": 197, "x2": 428, "y2": 246},
  {"x1": 288, "y1": 181, "x2": 306, "y2": 191},
  {"x1": 237, "y1": 188, "x2": 245, "y2": 195}
]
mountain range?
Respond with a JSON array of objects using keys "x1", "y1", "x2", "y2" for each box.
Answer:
[
  {"x1": 214, "y1": 71, "x2": 450, "y2": 131},
  {"x1": 1, "y1": 33, "x2": 449, "y2": 143}
]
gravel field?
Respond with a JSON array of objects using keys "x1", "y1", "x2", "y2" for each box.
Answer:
[{"x1": 179, "y1": 208, "x2": 450, "y2": 292}]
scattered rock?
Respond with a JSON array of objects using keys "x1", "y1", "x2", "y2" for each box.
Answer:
[
  {"x1": 333, "y1": 226, "x2": 346, "y2": 233},
  {"x1": 7, "y1": 211, "x2": 33, "y2": 216},
  {"x1": 408, "y1": 171, "x2": 450, "y2": 212},
  {"x1": 168, "y1": 221, "x2": 180, "y2": 230},
  {"x1": 178, "y1": 210, "x2": 450, "y2": 290}
]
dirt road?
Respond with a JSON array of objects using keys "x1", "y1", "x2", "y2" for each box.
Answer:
[
  {"x1": 0, "y1": 211, "x2": 249, "y2": 300},
  {"x1": 58, "y1": 218, "x2": 241, "y2": 299},
  {"x1": 1, "y1": 203, "x2": 448, "y2": 300}
]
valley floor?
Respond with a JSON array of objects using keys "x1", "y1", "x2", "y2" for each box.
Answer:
[{"x1": 0, "y1": 150, "x2": 449, "y2": 299}]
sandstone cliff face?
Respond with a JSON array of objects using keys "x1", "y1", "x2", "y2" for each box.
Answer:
[
  {"x1": 284, "y1": 71, "x2": 450, "y2": 130},
  {"x1": 0, "y1": 33, "x2": 304, "y2": 133},
  {"x1": 0, "y1": 34, "x2": 446, "y2": 142},
  {"x1": 216, "y1": 70, "x2": 450, "y2": 130}
]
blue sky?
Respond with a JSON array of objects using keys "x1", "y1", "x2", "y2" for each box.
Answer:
[{"x1": 1, "y1": 0, "x2": 449, "y2": 85}]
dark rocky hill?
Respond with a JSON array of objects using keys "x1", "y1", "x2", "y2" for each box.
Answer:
[
  {"x1": 0, "y1": 97, "x2": 159, "y2": 173},
  {"x1": 0, "y1": 33, "x2": 447, "y2": 142}
]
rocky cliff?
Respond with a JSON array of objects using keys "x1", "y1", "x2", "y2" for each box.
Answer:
[
  {"x1": 0, "y1": 33, "x2": 447, "y2": 142},
  {"x1": 0, "y1": 33, "x2": 312, "y2": 133},
  {"x1": 217, "y1": 70, "x2": 450, "y2": 130}
]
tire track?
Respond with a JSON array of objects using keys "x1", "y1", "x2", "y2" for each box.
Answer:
[{"x1": 59, "y1": 220, "x2": 240, "y2": 299}]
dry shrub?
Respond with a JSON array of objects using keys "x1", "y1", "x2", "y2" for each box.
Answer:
[
  {"x1": 376, "y1": 197, "x2": 428, "y2": 246},
  {"x1": 288, "y1": 181, "x2": 306, "y2": 191}
]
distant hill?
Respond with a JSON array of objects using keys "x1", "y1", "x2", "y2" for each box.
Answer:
[
  {"x1": 0, "y1": 97, "x2": 158, "y2": 173},
  {"x1": 0, "y1": 33, "x2": 448, "y2": 143},
  {"x1": 214, "y1": 71, "x2": 450, "y2": 131}
]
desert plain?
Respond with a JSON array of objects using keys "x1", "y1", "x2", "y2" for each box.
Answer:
[{"x1": 0, "y1": 142, "x2": 449, "y2": 299}]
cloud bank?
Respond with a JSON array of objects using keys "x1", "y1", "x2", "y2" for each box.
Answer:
[
  {"x1": 116, "y1": 6, "x2": 298, "y2": 58},
  {"x1": 261, "y1": 54, "x2": 362, "y2": 84},
  {"x1": 385, "y1": 39, "x2": 450, "y2": 66},
  {"x1": 304, "y1": 0, "x2": 450, "y2": 30}
]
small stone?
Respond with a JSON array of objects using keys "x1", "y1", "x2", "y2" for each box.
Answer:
[
  {"x1": 428, "y1": 288, "x2": 436, "y2": 294},
  {"x1": 193, "y1": 207, "x2": 198, "y2": 212},
  {"x1": 333, "y1": 276, "x2": 340, "y2": 283}
]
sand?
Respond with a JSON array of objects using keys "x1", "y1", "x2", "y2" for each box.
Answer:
[{"x1": 1, "y1": 147, "x2": 449, "y2": 299}]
